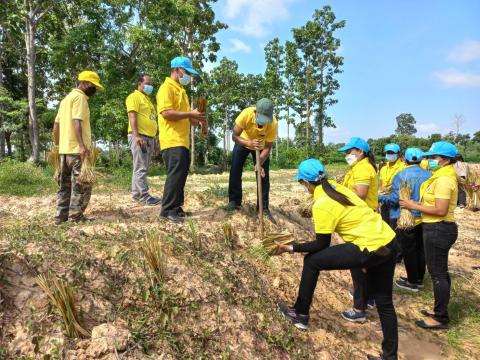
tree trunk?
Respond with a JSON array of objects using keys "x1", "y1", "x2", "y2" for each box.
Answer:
[
  {"x1": 5, "y1": 132, "x2": 12, "y2": 156},
  {"x1": 306, "y1": 97, "x2": 310, "y2": 155},
  {"x1": 286, "y1": 108, "x2": 290, "y2": 149},
  {"x1": 223, "y1": 108, "x2": 228, "y2": 164},
  {"x1": 0, "y1": 26, "x2": 4, "y2": 159},
  {"x1": 25, "y1": 5, "x2": 40, "y2": 163}
]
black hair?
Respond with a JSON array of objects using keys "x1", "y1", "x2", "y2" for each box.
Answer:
[
  {"x1": 406, "y1": 160, "x2": 420, "y2": 165},
  {"x1": 455, "y1": 153, "x2": 464, "y2": 162},
  {"x1": 440, "y1": 156, "x2": 456, "y2": 164},
  {"x1": 137, "y1": 73, "x2": 149, "y2": 85},
  {"x1": 306, "y1": 175, "x2": 354, "y2": 207},
  {"x1": 366, "y1": 151, "x2": 378, "y2": 173}
]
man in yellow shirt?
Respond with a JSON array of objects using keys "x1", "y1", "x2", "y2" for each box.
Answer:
[
  {"x1": 126, "y1": 73, "x2": 160, "y2": 206},
  {"x1": 224, "y1": 99, "x2": 278, "y2": 222},
  {"x1": 53, "y1": 71, "x2": 104, "y2": 224},
  {"x1": 156, "y1": 56, "x2": 206, "y2": 223}
]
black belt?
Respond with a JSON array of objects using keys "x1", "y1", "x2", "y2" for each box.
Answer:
[{"x1": 128, "y1": 133, "x2": 156, "y2": 139}]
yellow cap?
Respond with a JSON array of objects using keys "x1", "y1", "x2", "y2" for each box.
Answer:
[{"x1": 78, "y1": 70, "x2": 104, "y2": 91}]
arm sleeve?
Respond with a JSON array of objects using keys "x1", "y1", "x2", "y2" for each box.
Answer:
[
  {"x1": 157, "y1": 86, "x2": 175, "y2": 113},
  {"x1": 235, "y1": 109, "x2": 248, "y2": 129},
  {"x1": 293, "y1": 233, "x2": 332, "y2": 253},
  {"x1": 72, "y1": 95, "x2": 87, "y2": 121},
  {"x1": 126, "y1": 94, "x2": 140, "y2": 113},
  {"x1": 353, "y1": 165, "x2": 372, "y2": 186},
  {"x1": 379, "y1": 173, "x2": 401, "y2": 205},
  {"x1": 265, "y1": 119, "x2": 278, "y2": 142}
]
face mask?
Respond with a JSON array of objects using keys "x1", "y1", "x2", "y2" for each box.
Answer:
[
  {"x1": 345, "y1": 153, "x2": 357, "y2": 166},
  {"x1": 428, "y1": 159, "x2": 441, "y2": 171},
  {"x1": 84, "y1": 86, "x2": 97, "y2": 97},
  {"x1": 179, "y1": 73, "x2": 191, "y2": 86},
  {"x1": 385, "y1": 154, "x2": 398, "y2": 162},
  {"x1": 143, "y1": 84, "x2": 153, "y2": 95}
]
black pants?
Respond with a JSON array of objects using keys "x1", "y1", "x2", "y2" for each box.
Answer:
[
  {"x1": 398, "y1": 224, "x2": 425, "y2": 284},
  {"x1": 228, "y1": 143, "x2": 270, "y2": 209},
  {"x1": 423, "y1": 222, "x2": 458, "y2": 324},
  {"x1": 161, "y1": 146, "x2": 190, "y2": 217},
  {"x1": 294, "y1": 241, "x2": 398, "y2": 360}
]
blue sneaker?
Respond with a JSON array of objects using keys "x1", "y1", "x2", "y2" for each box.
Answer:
[
  {"x1": 278, "y1": 303, "x2": 309, "y2": 330},
  {"x1": 341, "y1": 308, "x2": 366, "y2": 323}
]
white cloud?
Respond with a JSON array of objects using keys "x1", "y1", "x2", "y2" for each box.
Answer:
[
  {"x1": 222, "y1": 0, "x2": 297, "y2": 38},
  {"x1": 447, "y1": 40, "x2": 480, "y2": 64},
  {"x1": 227, "y1": 38, "x2": 252, "y2": 53},
  {"x1": 433, "y1": 69, "x2": 480, "y2": 88},
  {"x1": 416, "y1": 122, "x2": 438, "y2": 133},
  {"x1": 202, "y1": 60, "x2": 217, "y2": 73}
]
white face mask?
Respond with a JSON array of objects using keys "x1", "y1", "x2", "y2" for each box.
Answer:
[{"x1": 345, "y1": 153, "x2": 358, "y2": 166}]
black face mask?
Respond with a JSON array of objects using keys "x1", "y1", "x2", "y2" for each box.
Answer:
[{"x1": 84, "y1": 86, "x2": 97, "y2": 97}]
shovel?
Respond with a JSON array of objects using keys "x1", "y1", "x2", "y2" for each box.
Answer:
[{"x1": 256, "y1": 150, "x2": 264, "y2": 238}]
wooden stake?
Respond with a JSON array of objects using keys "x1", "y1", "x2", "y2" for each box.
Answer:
[{"x1": 256, "y1": 150, "x2": 264, "y2": 238}]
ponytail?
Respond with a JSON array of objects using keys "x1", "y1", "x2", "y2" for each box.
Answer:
[
  {"x1": 366, "y1": 151, "x2": 378, "y2": 173},
  {"x1": 309, "y1": 175, "x2": 354, "y2": 207}
]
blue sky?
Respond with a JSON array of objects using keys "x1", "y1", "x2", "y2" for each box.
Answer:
[{"x1": 207, "y1": 0, "x2": 480, "y2": 143}]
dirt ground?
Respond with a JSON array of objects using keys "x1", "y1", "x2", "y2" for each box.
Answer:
[{"x1": 0, "y1": 169, "x2": 479, "y2": 359}]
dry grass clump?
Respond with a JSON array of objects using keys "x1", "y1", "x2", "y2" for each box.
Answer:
[
  {"x1": 36, "y1": 272, "x2": 89, "y2": 338},
  {"x1": 299, "y1": 196, "x2": 315, "y2": 218},
  {"x1": 141, "y1": 232, "x2": 168, "y2": 284},
  {"x1": 459, "y1": 167, "x2": 480, "y2": 211},
  {"x1": 197, "y1": 96, "x2": 208, "y2": 137},
  {"x1": 222, "y1": 222, "x2": 235, "y2": 249},
  {"x1": 397, "y1": 182, "x2": 415, "y2": 230},
  {"x1": 262, "y1": 232, "x2": 294, "y2": 256},
  {"x1": 77, "y1": 147, "x2": 100, "y2": 185},
  {"x1": 187, "y1": 217, "x2": 202, "y2": 250},
  {"x1": 47, "y1": 145, "x2": 61, "y2": 179}
]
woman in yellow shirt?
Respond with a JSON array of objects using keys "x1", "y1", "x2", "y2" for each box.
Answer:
[
  {"x1": 400, "y1": 141, "x2": 458, "y2": 330},
  {"x1": 277, "y1": 159, "x2": 398, "y2": 360},
  {"x1": 337, "y1": 137, "x2": 378, "y2": 322}
]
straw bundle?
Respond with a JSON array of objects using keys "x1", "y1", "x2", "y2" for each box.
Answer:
[
  {"x1": 140, "y1": 232, "x2": 168, "y2": 284},
  {"x1": 459, "y1": 167, "x2": 480, "y2": 211},
  {"x1": 262, "y1": 232, "x2": 294, "y2": 256},
  {"x1": 197, "y1": 96, "x2": 208, "y2": 137},
  {"x1": 397, "y1": 182, "x2": 415, "y2": 230},
  {"x1": 378, "y1": 185, "x2": 392, "y2": 195},
  {"x1": 36, "y1": 272, "x2": 90, "y2": 338},
  {"x1": 299, "y1": 195, "x2": 315, "y2": 218},
  {"x1": 77, "y1": 147, "x2": 100, "y2": 185},
  {"x1": 47, "y1": 145, "x2": 61, "y2": 179}
]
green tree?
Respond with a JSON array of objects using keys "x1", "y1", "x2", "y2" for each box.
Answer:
[
  {"x1": 395, "y1": 113, "x2": 417, "y2": 136},
  {"x1": 472, "y1": 131, "x2": 480, "y2": 143},
  {"x1": 263, "y1": 38, "x2": 285, "y2": 160},
  {"x1": 284, "y1": 40, "x2": 301, "y2": 149},
  {"x1": 293, "y1": 6, "x2": 345, "y2": 149}
]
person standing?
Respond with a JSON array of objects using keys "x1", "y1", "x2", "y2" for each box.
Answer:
[
  {"x1": 337, "y1": 137, "x2": 378, "y2": 322},
  {"x1": 126, "y1": 74, "x2": 161, "y2": 206},
  {"x1": 400, "y1": 141, "x2": 458, "y2": 330},
  {"x1": 224, "y1": 98, "x2": 277, "y2": 222},
  {"x1": 379, "y1": 148, "x2": 431, "y2": 291},
  {"x1": 53, "y1": 71, "x2": 104, "y2": 225},
  {"x1": 379, "y1": 143, "x2": 405, "y2": 226},
  {"x1": 156, "y1": 56, "x2": 206, "y2": 223},
  {"x1": 277, "y1": 159, "x2": 398, "y2": 360},
  {"x1": 453, "y1": 153, "x2": 468, "y2": 208}
]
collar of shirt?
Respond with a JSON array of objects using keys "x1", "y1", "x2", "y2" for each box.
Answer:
[
  {"x1": 72, "y1": 88, "x2": 89, "y2": 100},
  {"x1": 164, "y1": 76, "x2": 184, "y2": 92}
]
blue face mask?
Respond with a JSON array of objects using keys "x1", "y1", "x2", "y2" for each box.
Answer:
[
  {"x1": 385, "y1": 154, "x2": 398, "y2": 162},
  {"x1": 428, "y1": 159, "x2": 441, "y2": 171},
  {"x1": 143, "y1": 84, "x2": 153, "y2": 95},
  {"x1": 179, "y1": 73, "x2": 191, "y2": 86}
]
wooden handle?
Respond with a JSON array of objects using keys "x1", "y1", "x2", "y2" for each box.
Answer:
[{"x1": 256, "y1": 150, "x2": 264, "y2": 238}]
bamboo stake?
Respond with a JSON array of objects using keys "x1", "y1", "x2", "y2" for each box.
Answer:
[{"x1": 256, "y1": 149, "x2": 264, "y2": 238}]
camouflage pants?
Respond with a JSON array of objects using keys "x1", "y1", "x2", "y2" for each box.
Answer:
[{"x1": 55, "y1": 154, "x2": 92, "y2": 221}]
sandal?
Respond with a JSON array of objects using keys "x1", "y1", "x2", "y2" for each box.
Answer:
[{"x1": 415, "y1": 319, "x2": 448, "y2": 330}]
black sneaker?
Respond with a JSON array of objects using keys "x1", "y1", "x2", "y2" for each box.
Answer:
[
  {"x1": 160, "y1": 214, "x2": 184, "y2": 223},
  {"x1": 278, "y1": 303, "x2": 309, "y2": 330},
  {"x1": 341, "y1": 308, "x2": 367, "y2": 323},
  {"x1": 366, "y1": 354, "x2": 383, "y2": 360},
  {"x1": 144, "y1": 196, "x2": 162, "y2": 206},
  {"x1": 263, "y1": 209, "x2": 277, "y2": 224},
  {"x1": 54, "y1": 217, "x2": 68, "y2": 225},
  {"x1": 177, "y1": 207, "x2": 192, "y2": 217},
  {"x1": 367, "y1": 298, "x2": 376, "y2": 309},
  {"x1": 395, "y1": 278, "x2": 419, "y2": 292},
  {"x1": 400, "y1": 276, "x2": 424, "y2": 289},
  {"x1": 224, "y1": 201, "x2": 241, "y2": 211}
]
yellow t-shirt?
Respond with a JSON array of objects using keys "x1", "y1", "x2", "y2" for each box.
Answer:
[
  {"x1": 55, "y1": 89, "x2": 91, "y2": 154},
  {"x1": 420, "y1": 165, "x2": 458, "y2": 223},
  {"x1": 126, "y1": 90, "x2": 157, "y2": 137},
  {"x1": 235, "y1": 107, "x2": 278, "y2": 150},
  {"x1": 156, "y1": 77, "x2": 190, "y2": 150},
  {"x1": 342, "y1": 157, "x2": 379, "y2": 210},
  {"x1": 379, "y1": 159, "x2": 405, "y2": 189},
  {"x1": 312, "y1": 181, "x2": 395, "y2": 252}
]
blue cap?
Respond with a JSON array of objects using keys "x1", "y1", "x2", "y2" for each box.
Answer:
[
  {"x1": 423, "y1": 141, "x2": 458, "y2": 158},
  {"x1": 384, "y1": 143, "x2": 401, "y2": 153},
  {"x1": 404, "y1": 147, "x2": 424, "y2": 162},
  {"x1": 170, "y1": 56, "x2": 199, "y2": 75},
  {"x1": 294, "y1": 159, "x2": 325, "y2": 182},
  {"x1": 337, "y1": 137, "x2": 370, "y2": 153}
]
